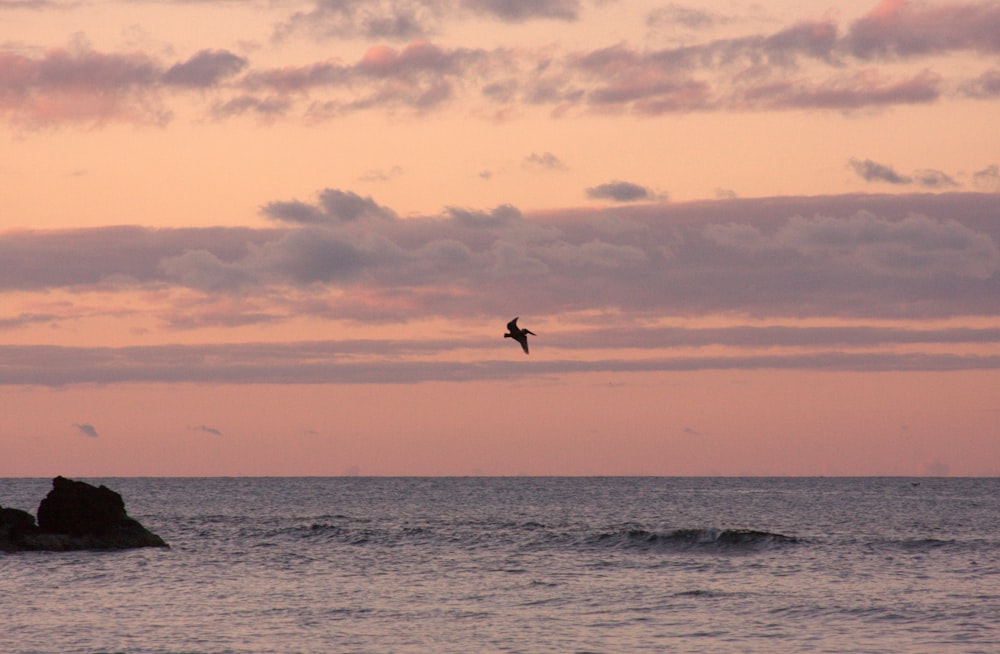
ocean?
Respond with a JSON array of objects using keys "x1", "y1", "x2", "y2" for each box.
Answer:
[{"x1": 2, "y1": 477, "x2": 999, "y2": 653}]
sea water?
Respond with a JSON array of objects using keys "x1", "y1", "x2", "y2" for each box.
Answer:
[{"x1": 2, "y1": 477, "x2": 999, "y2": 653}]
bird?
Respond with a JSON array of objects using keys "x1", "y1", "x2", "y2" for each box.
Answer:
[{"x1": 504, "y1": 317, "x2": 536, "y2": 354}]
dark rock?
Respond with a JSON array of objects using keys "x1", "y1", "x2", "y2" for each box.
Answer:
[
  {"x1": 38, "y1": 476, "x2": 129, "y2": 535},
  {"x1": 1, "y1": 506, "x2": 40, "y2": 539},
  {"x1": 1, "y1": 477, "x2": 168, "y2": 552}
]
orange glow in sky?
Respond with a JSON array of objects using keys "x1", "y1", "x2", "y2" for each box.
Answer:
[{"x1": 2, "y1": 0, "x2": 999, "y2": 476}]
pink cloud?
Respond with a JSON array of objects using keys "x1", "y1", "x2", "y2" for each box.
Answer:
[
  {"x1": 5, "y1": 2, "x2": 999, "y2": 128},
  {"x1": 239, "y1": 62, "x2": 345, "y2": 94},
  {"x1": 242, "y1": 41, "x2": 491, "y2": 116},
  {"x1": 848, "y1": 0, "x2": 1000, "y2": 59},
  {"x1": 739, "y1": 69, "x2": 940, "y2": 110},
  {"x1": 558, "y1": 13, "x2": 953, "y2": 114},
  {"x1": 162, "y1": 49, "x2": 247, "y2": 88},
  {"x1": 0, "y1": 46, "x2": 166, "y2": 127},
  {"x1": 356, "y1": 41, "x2": 471, "y2": 78},
  {"x1": 963, "y1": 68, "x2": 1000, "y2": 98},
  {"x1": 3, "y1": 191, "x2": 999, "y2": 321},
  {"x1": 276, "y1": 0, "x2": 434, "y2": 41},
  {"x1": 463, "y1": 0, "x2": 579, "y2": 22},
  {"x1": 3, "y1": 341, "x2": 1000, "y2": 386}
]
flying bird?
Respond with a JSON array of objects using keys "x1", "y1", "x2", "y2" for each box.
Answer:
[{"x1": 504, "y1": 317, "x2": 536, "y2": 354}]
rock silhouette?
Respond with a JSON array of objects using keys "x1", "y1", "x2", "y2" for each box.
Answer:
[{"x1": 1, "y1": 476, "x2": 168, "y2": 552}]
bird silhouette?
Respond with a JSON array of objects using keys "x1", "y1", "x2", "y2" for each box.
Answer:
[{"x1": 504, "y1": 317, "x2": 536, "y2": 354}]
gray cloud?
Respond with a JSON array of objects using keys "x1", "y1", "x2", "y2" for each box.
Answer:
[
  {"x1": 571, "y1": 20, "x2": 839, "y2": 79},
  {"x1": 739, "y1": 70, "x2": 941, "y2": 111},
  {"x1": 913, "y1": 169, "x2": 958, "y2": 189},
  {"x1": 0, "y1": 312, "x2": 62, "y2": 329},
  {"x1": 462, "y1": 0, "x2": 578, "y2": 22},
  {"x1": 157, "y1": 226, "x2": 375, "y2": 291},
  {"x1": 850, "y1": 158, "x2": 912, "y2": 184},
  {"x1": 358, "y1": 165, "x2": 405, "y2": 182},
  {"x1": 647, "y1": 4, "x2": 725, "y2": 31},
  {"x1": 238, "y1": 2, "x2": 998, "y2": 122},
  {"x1": 0, "y1": 38, "x2": 484, "y2": 128},
  {"x1": 242, "y1": 41, "x2": 490, "y2": 116},
  {"x1": 158, "y1": 248, "x2": 260, "y2": 292},
  {"x1": 274, "y1": 0, "x2": 442, "y2": 41},
  {"x1": 3, "y1": 342, "x2": 999, "y2": 386},
  {"x1": 0, "y1": 225, "x2": 273, "y2": 291},
  {"x1": 211, "y1": 94, "x2": 291, "y2": 119},
  {"x1": 554, "y1": 324, "x2": 1000, "y2": 351},
  {"x1": 0, "y1": 0, "x2": 63, "y2": 9},
  {"x1": 260, "y1": 228, "x2": 370, "y2": 285},
  {"x1": 851, "y1": 158, "x2": 960, "y2": 189},
  {"x1": 524, "y1": 151, "x2": 567, "y2": 171},
  {"x1": 3, "y1": 192, "x2": 999, "y2": 321},
  {"x1": 586, "y1": 181, "x2": 655, "y2": 202},
  {"x1": 973, "y1": 165, "x2": 1000, "y2": 191},
  {"x1": 0, "y1": 44, "x2": 252, "y2": 126},
  {"x1": 163, "y1": 49, "x2": 247, "y2": 88},
  {"x1": 556, "y1": 17, "x2": 953, "y2": 114},
  {"x1": 274, "y1": 0, "x2": 580, "y2": 42},
  {"x1": 962, "y1": 68, "x2": 1000, "y2": 98},
  {"x1": 445, "y1": 203, "x2": 521, "y2": 227},
  {"x1": 0, "y1": 45, "x2": 166, "y2": 127},
  {"x1": 262, "y1": 188, "x2": 397, "y2": 225},
  {"x1": 73, "y1": 422, "x2": 99, "y2": 437},
  {"x1": 705, "y1": 210, "x2": 999, "y2": 280},
  {"x1": 5, "y1": 2, "x2": 999, "y2": 129},
  {"x1": 846, "y1": 0, "x2": 1000, "y2": 60},
  {"x1": 7, "y1": 313, "x2": 1000, "y2": 387}
]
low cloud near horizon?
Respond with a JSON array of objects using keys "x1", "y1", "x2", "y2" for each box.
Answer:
[
  {"x1": 3, "y1": 190, "x2": 999, "y2": 386},
  {"x1": 585, "y1": 181, "x2": 658, "y2": 202},
  {"x1": 849, "y1": 158, "x2": 959, "y2": 188},
  {"x1": 3, "y1": 190, "x2": 996, "y2": 320}
]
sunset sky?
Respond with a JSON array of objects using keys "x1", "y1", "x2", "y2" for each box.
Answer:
[{"x1": 2, "y1": 0, "x2": 999, "y2": 477}]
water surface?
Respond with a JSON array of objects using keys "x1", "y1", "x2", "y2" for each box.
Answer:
[{"x1": 3, "y1": 477, "x2": 999, "y2": 652}]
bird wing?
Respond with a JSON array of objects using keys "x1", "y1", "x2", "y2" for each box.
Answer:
[
  {"x1": 507, "y1": 317, "x2": 519, "y2": 332},
  {"x1": 521, "y1": 339, "x2": 530, "y2": 354}
]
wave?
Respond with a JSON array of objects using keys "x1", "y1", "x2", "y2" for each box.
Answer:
[
  {"x1": 591, "y1": 527, "x2": 800, "y2": 552},
  {"x1": 259, "y1": 519, "x2": 802, "y2": 555},
  {"x1": 283, "y1": 522, "x2": 1000, "y2": 559}
]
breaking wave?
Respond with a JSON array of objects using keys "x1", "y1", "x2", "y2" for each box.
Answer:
[
  {"x1": 592, "y1": 527, "x2": 800, "y2": 551},
  {"x1": 275, "y1": 520, "x2": 800, "y2": 554}
]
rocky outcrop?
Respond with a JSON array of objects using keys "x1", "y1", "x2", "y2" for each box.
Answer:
[
  {"x1": 1, "y1": 476, "x2": 168, "y2": 552},
  {"x1": 0, "y1": 506, "x2": 38, "y2": 539}
]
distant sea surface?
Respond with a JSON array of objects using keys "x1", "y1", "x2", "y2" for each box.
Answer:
[{"x1": 2, "y1": 477, "x2": 999, "y2": 653}]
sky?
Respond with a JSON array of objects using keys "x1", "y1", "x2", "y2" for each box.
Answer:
[{"x1": 2, "y1": 0, "x2": 999, "y2": 477}]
